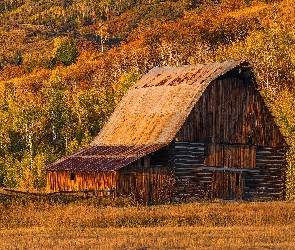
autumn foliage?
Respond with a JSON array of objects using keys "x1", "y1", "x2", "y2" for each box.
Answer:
[{"x1": 1, "y1": 0, "x2": 295, "y2": 198}]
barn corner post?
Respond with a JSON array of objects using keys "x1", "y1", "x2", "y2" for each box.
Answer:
[{"x1": 43, "y1": 60, "x2": 288, "y2": 203}]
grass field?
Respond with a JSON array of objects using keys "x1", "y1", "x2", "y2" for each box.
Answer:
[
  {"x1": 1, "y1": 225, "x2": 295, "y2": 249},
  {"x1": 0, "y1": 194, "x2": 295, "y2": 249}
]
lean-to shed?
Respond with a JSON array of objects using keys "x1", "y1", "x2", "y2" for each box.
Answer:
[{"x1": 44, "y1": 60, "x2": 287, "y2": 202}]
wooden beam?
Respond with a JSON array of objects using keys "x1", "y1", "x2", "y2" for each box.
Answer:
[{"x1": 198, "y1": 167, "x2": 260, "y2": 172}]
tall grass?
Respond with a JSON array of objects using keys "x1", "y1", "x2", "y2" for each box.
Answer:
[
  {"x1": 1, "y1": 194, "x2": 295, "y2": 249},
  {"x1": 1, "y1": 226, "x2": 295, "y2": 249},
  {"x1": 1, "y1": 194, "x2": 295, "y2": 229}
]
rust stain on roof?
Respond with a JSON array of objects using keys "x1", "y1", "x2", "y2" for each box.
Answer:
[
  {"x1": 45, "y1": 60, "x2": 248, "y2": 172},
  {"x1": 132, "y1": 60, "x2": 243, "y2": 89}
]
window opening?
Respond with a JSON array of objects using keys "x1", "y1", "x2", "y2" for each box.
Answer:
[{"x1": 70, "y1": 172, "x2": 75, "y2": 180}]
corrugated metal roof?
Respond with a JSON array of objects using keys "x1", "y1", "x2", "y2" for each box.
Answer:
[
  {"x1": 44, "y1": 144, "x2": 165, "y2": 171},
  {"x1": 45, "y1": 60, "x2": 248, "y2": 172}
]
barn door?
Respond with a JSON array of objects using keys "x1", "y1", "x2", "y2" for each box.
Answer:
[
  {"x1": 118, "y1": 173, "x2": 136, "y2": 200},
  {"x1": 212, "y1": 171, "x2": 244, "y2": 200}
]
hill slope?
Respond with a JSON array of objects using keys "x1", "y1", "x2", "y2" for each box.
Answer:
[{"x1": 0, "y1": 0, "x2": 295, "y2": 198}]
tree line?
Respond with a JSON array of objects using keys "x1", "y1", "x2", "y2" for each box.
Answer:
[{"x1": 1, "y1": 0, "x2": 295, "y2": 199}]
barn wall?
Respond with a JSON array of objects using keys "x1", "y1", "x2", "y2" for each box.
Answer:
[
  {"x1": 46, "y1": 171, "x2": 118, "y2": 194},
  {"x1": 172, "y1": 141, "x2": 212, "y2": 200},
  {"x1": 204, "y1": 143, "x2": 256, "y2": 169},
  {"x1": 169, "y1": 142, "x2": 286, "y2": 201},
  {"x1": 173, "y1": 77, "x2": 286, "y2": 200},
  {"x1": 118, "y1": 155, "x2": 173, "y2": 204},
  {"x1": 170, "y1": 140, "x2": 279, "y2": 201},
  {"x1": 176, "y1": 78, "x2": 286, "y2": 147},
  {"x1": 244, "y1": 146, "x2": 286, "y2": 200}
]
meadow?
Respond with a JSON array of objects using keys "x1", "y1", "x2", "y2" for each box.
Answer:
[{"x1": 0, "y1": 193, "x2": 295, "y2": 249}]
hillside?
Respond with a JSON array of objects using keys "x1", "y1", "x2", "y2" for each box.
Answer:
[{"x1": 0, "y1": 0, "x2": 295, "y2": 197}]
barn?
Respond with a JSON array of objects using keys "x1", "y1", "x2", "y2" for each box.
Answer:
[{"x1": 44, "y1": 60, "x2": 287, "y2": 203}]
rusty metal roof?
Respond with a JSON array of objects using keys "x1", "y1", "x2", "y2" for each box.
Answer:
[
  {"x1": 44, "y1": 144, "x2": 166, "y2": 171},
  {"x1": 45, "y1": 60, "x2": 248, "y2": 172},
  {"x1": 131, "y1": 60, "x2": 244, "y2": 89}
]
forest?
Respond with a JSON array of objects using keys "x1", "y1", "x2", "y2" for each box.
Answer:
[{"x1": 0, "y1": 0, "x2": 295, "y2": 198}]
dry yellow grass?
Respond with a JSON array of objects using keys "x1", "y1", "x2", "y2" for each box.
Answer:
[
  {"x1": 1, "y1": 198, "x2": 295, "y2": 249},
  {"x1": 1, "y1": 201, "x2": 295, "y2": 229},
  {"x1": 1, "y1": 226, "x2": 295, "y2": 249}
]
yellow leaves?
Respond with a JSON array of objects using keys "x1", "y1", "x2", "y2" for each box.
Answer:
[
  {"x1": 52, "y1": 37, "x2": 67, "y2": 59},
  {"x1": 23, "y1": 51, "x2": 55, "y2": 72},
  {"x1": 290, "y1": 44, "x2": 295, "y2": 67},
  {"x1": 269, "y1": 88, "x2": 295, "y2": 200},
  {"x1": 66, "y1": 138, "x2": 80, "y2": 155},
  {"x1": 96, "y1": 22, "x2": 110, "y2": 40},
  {"x1": 53, "y1": 37, "x2": 66, "y2": 50},
  {"x1": 224, "y1": 2, "x2": 268, "y2": 18},
  {"x1": 1, "y1": 68, "x2": 50, "y2": 93},
  {"x1": 96, "y1": 22, "x2": 110, "y2": 53},
  {"x1": 215, "y1": 25, "x2": 295, "y2": 95},
  {"x1": 112, "y1": 70, "x2": 141, "y2": 105},
  {"x1": 76, "y1": 50, "x2": 100, "y2": 62},
  {"x1": 39, "y1": 6, "x2": 64, "y2": 19},
  {"x1": 271, "y1": 89, "x2": 295, "y2": 144},
  {"x1": 260, "y1": 0, "x2": 295, "y2": 29},
  {"x1": 52, "y1": 37, "x2": 79, "y2": 66}
]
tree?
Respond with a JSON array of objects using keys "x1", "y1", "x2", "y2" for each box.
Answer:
[
  {"x1": 112, "y1": 69, "x2": 141, "y2": 104},
  {"x1": 96, "y1": 22, "x2": 110, "y2": 53},
  {"x1": 41, "y1": 73, "x2": 73, "y2": 153},
  {"x1": 53, "y1": 37, "x2": 79, "y2": 66}
]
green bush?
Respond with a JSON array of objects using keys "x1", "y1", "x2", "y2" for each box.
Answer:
[{"x1": 54, "y1": 37, "x2": 79, "y2": 66}]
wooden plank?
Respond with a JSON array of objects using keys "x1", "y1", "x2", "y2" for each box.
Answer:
[{"x1": 199, "y1": 167, "x2": 260, "y2": 172}]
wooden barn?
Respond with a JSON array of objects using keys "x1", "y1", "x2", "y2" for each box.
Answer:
[{"x1": 44, "y1": 60, "x2": 288, "y2": 202}]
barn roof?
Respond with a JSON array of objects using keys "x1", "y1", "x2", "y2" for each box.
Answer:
[
  {"x1": 92, "y1": 60, "x2": 247, "y2": 146},
  {"x1": 45, "y1": 59, "x2": 250, "y2": 172},
  {"x1": 44, "y1": 144, "x2": 166, "y2": 171}
]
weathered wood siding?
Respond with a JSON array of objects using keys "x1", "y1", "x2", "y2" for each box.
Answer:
[
  {"x1": 176, "y1": 78, "x2": 286, "y2": 147},
  {"x1": 172, "y1": 77, "x2": 286, "y2": 200},
  {"x1": 204, "y1": 143, "x2": 256, "y2": 169},
  {"x1": 212, "y1": 171, "x2": 245, "y2": 200},
  {"x1": 244, "y1": 146, "x2": 286, "y2": 200},
  {"x1": 172, "y1": 141, "x2": 212, "y2": 200},
  {"x1": 46, "y1": 171, "x2": 118, "y2": 194},
  {"x1": 118, "y1": 151, "x2": 173, "y2": 204}
]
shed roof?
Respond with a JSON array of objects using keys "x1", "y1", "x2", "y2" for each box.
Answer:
[
  {"x1": 44, "y1": 144, "x2": 165, "y2": 171},
  {"x1": 45, "y1": 60, "x2": 249, "y2": 172}
]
